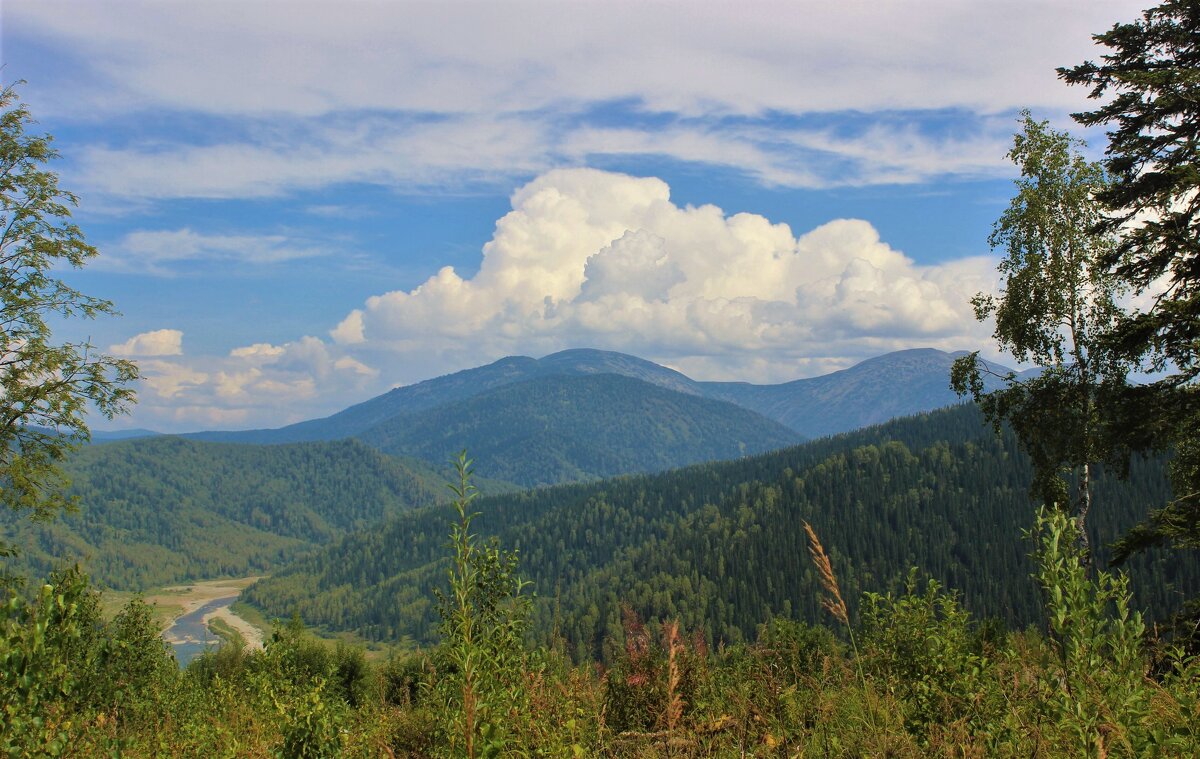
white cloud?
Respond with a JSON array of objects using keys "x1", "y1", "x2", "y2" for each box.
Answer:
[
  {"x1": 563, "y1": 122, "x2": 1016, "y2": 189},
  {"x1": 340, "y1": 168, "x2": 998, "y2": 384},
  {"x1": 580, "y1": 230, "x2": 683, "y2": 302},
  {"x1": 130, "y1": 336, "x2": 379, "y2": 430},
  {"x1": 109, "y1": 329, "x2": 183, "y2": 357},
  {"x1": 104, "y1": 228, "x2": 324, "y2": 274},
  {"x1": 11, "y1": 1, "x2": 1139, "y2": 201},
  {"x1": 74, "y1": 111, "x2": 1019, "y2": 202},
  {"x1": 113, "y1": 168, "x2": 1005, "y2": 430},
  {"x1": 77, "y1": 117, "x2": 552, "y2": 200},
  {"x1": 334, "y1": 356, "x2": 378, "y2": 377},
  {"x1": 228, "y1": 343, "x2": 286, "y2": 363},
  {"x1": 11, "y1": 1, "x2": 1139, "y2": 119},
  {"x1": 137, "y1": 359, "x2": 206, "y2": 399},
  {"x1": 330, "y1": 310, "x2": 366, "y2": 345}
]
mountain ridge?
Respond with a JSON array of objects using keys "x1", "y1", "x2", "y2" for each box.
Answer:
[
  {"x1": 242, "y1": 403, "x2": 1195, "y2": 656},
  {"x1": 187, "y1": 347, "x2": 1013, "y2": 445},
  {"x1": 356, "y1": 372, "x2": 801, "y2": 486}
]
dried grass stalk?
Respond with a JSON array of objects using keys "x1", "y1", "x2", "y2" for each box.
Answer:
[
  {"x1": 804, "y1": 521, "x2": 849, "y2": 626},
  {"x1": 663, "y1": 619, "x2": 683, "y2": 732}
]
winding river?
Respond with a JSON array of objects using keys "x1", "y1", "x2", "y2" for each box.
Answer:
[{"x1": 163, "y1": 595, "x2": 237, "y2": 667}]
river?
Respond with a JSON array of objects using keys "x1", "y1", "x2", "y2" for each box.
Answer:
[{"x1": 163, "y1": 595, "x2": 237, "y2": 667}]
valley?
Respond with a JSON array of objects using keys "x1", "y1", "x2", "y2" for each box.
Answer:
[
  {"x1": 240, "y1": 403, "x2": 1196, "y2": 658},
  {"x1": 10, "y1": 2, "x2": 1200, "y2": 753},
  {"x1": 150, "y1": 577, "x2": 267, "y2": 665},
  {"x1": 5, "y1": 347, "x2": 999, "y2": 588},
  {"x1": 15, "y1": 346, "x2": 1193, "y2": 655},
  {"x1": 13, "y1": 343, "x2": 1191, "y2": 668}
]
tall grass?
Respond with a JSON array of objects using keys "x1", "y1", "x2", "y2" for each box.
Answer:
[{"x1": 5, "y1": 502, "x2": 1200, "y2": 756}]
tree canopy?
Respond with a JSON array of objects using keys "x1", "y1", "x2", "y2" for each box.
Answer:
[
  {"x1": 0, "y1": 84, "x2": 137, "y2": 549},
  {"x1": 1059, "y1": 2, "x2": 1200, "y2": 568},
  {"x1": 952, "y1": 114, "x2": 1129, "y2": 552}
]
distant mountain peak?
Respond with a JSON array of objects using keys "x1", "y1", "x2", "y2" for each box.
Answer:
[{"x1": 186, "y1": 346, "x2": 1013, "y2": 450}]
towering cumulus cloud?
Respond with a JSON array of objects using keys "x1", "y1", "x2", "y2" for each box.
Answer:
[
  {"x1": 124, "y1": 169, "x2": 1000, "y2": 429},
  {"x1": 335, "y1": 168, "x2": 996, "y2": 382}
]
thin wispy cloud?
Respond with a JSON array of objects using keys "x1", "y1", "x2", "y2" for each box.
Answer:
[
  {"x1": 10, "y1": 1, "x2": 1133, "y2": 118},
  {"x1": 14, "y1": 1, "x2": 1137, "y2": 205},
  {"x1": 103, "y1": 229, "x2": 326, "y2": 275}
]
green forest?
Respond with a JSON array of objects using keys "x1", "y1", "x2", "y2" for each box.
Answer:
[
  {"x1": 243, "y1": 404, "x2": 1195, "y2": 658},
  {"x1": 356, "y1": 373, "x2": 801, "y2": 487},
  {"x1": 1, "y1": 438, "x2": 448, "y2": 589},
  {"x1": 6, "y1": 1, "x2": 1200, "y2": 757}
]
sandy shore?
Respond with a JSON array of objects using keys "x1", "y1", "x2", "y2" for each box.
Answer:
[
  {"x1": 203, "y1": 602, "x2": 265, "y2": 649},
  {"x1": 149, "y1": 577, "x2": 262, "y2": 618},
  {"x1": 152, "y1": 577, "x2": 266, "y2": 652}
]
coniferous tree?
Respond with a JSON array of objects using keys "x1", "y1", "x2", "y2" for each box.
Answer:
[{"x1": 1059, "y1": 1, "x2": 1200, "y2": 571}]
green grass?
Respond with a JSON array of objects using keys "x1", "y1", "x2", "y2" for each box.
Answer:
[
  {"x1": 205, "y1": 617, "x2": 246, "y2": 649},
  {"x1": 229, "y1": 600, "x2": 274, "y2": 640}
]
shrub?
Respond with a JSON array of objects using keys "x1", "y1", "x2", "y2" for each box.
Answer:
[
  {"x1": 433, "y1": 452, "x2": 532, "y2": 757},
  {"x1": 857, "y1": 569, "x2": 993, "y2": 744}
]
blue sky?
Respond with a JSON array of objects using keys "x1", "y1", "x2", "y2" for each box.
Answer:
[{"x1": 2, "y1": 0, "x2": 1147, "y2": 432}]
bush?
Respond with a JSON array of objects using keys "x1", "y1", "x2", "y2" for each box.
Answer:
[{"x1": 857, "y1": 569, "x2": 993, "y2": 743}]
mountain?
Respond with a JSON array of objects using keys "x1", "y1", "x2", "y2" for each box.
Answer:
[
  {"x1": 700, "y1": 348, "x2": 1012, "y2": 438},
  {"x1": 1, "y1": 437, "x2": 453, "y2": 590},
  {"x1": 242, "y1": 404, "x2": 1197, "y2": 658},
  {"x1": 356, "y1": 373, "x2": 801, "y2": 487},
  {"x1": 187, "y1": 348, "x2": 705, "y2": 446},
  {"x1": 88, "y1": 428, "x2": 161, "y2": 443},
  {"x1": 187, "y1": 347, "x2": 1011, "y2": 448}
]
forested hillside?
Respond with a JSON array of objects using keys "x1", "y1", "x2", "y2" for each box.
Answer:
[
  {"x1": 185, "y1": 347, "x2": 1012, "y2": 448},
  {"x1": 244, "y1": 404, "x2": 1196, "y2": 658},
  {"x1": 185, "y1": 349, "x2": 703, "y2": 445},
  {"x1": 705, "y1": 348, "x2": 1016, "y2": 438},
  {"x1": 357, "y1": 373, "x2": 801, "y2": 487},
  {"x1": 1, "y1": 437, "x2": 451, "y2": 589}
]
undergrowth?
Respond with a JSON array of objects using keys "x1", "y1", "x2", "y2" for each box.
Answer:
[{"x1": 3, "y1": 494, "x2": 1198, "y2": 757}]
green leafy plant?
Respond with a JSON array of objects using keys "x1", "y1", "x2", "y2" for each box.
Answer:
[
  {"x1": 1030, "y1": 506, "x2": 1153, "y2": 755},
  {"x1": 0, "y1": 84, "x2": 138, "y2": 548},
  {"x1": 275, "y1": 677, "x2": 344, "y2": 759},
  {"x1": 0, "y1": 575, "x2": 85, "y2": 756},
  {"x1": 434, "y1": 451, "x2": 532, "y2": 758},
  {"x1": 858, "y1": 570, "x2": 993, "y2": 744}
]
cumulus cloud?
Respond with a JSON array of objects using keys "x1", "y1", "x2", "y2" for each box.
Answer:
[
  {"x1": 137, "y1": 359, "x2": 206, "y2": 399},
  {"x1": 114, "y1": 168, "x2": 1003, "y2": 431},
  {"x1": 130, "y1": 335, "x2": 379, "y2": 430},
  {"x1": 228, "y1": 343, "x2": 286, "y2": 363},
  {"x1": 341, "y1": 168, "x2": 998, "y2": 384},
  {"x1": 330, "y1": 310, "x2": 366, "y2": 345},
  {"x1": 109, "y1": 329, "x2": 183, "y2": 357}
]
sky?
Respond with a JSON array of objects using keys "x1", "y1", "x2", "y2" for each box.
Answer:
[{"x1": 1, "y1": 0, "x2": 1149, "y2": 433}]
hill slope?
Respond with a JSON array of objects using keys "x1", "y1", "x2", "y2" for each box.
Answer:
[
  {"x1": 701, "y1": 348, "x2": 1011, "y2": 438},
  {"x1": 357, "y1": 373, "x2": 801, "y2": 487},
  {"x1": 1, "y1": 437, "x2": 449, "y2": 589},
  {"x1": 187, "y1": 348, "x2": 1013, "y2": 448},
  {"x1": 243, "y1": 405, "x2": 1197, "y2": 658}
]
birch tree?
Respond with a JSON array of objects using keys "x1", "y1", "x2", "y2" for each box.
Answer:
[{"x1": 952, "y1": 113, "x2": 1131, "y2": 556}]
